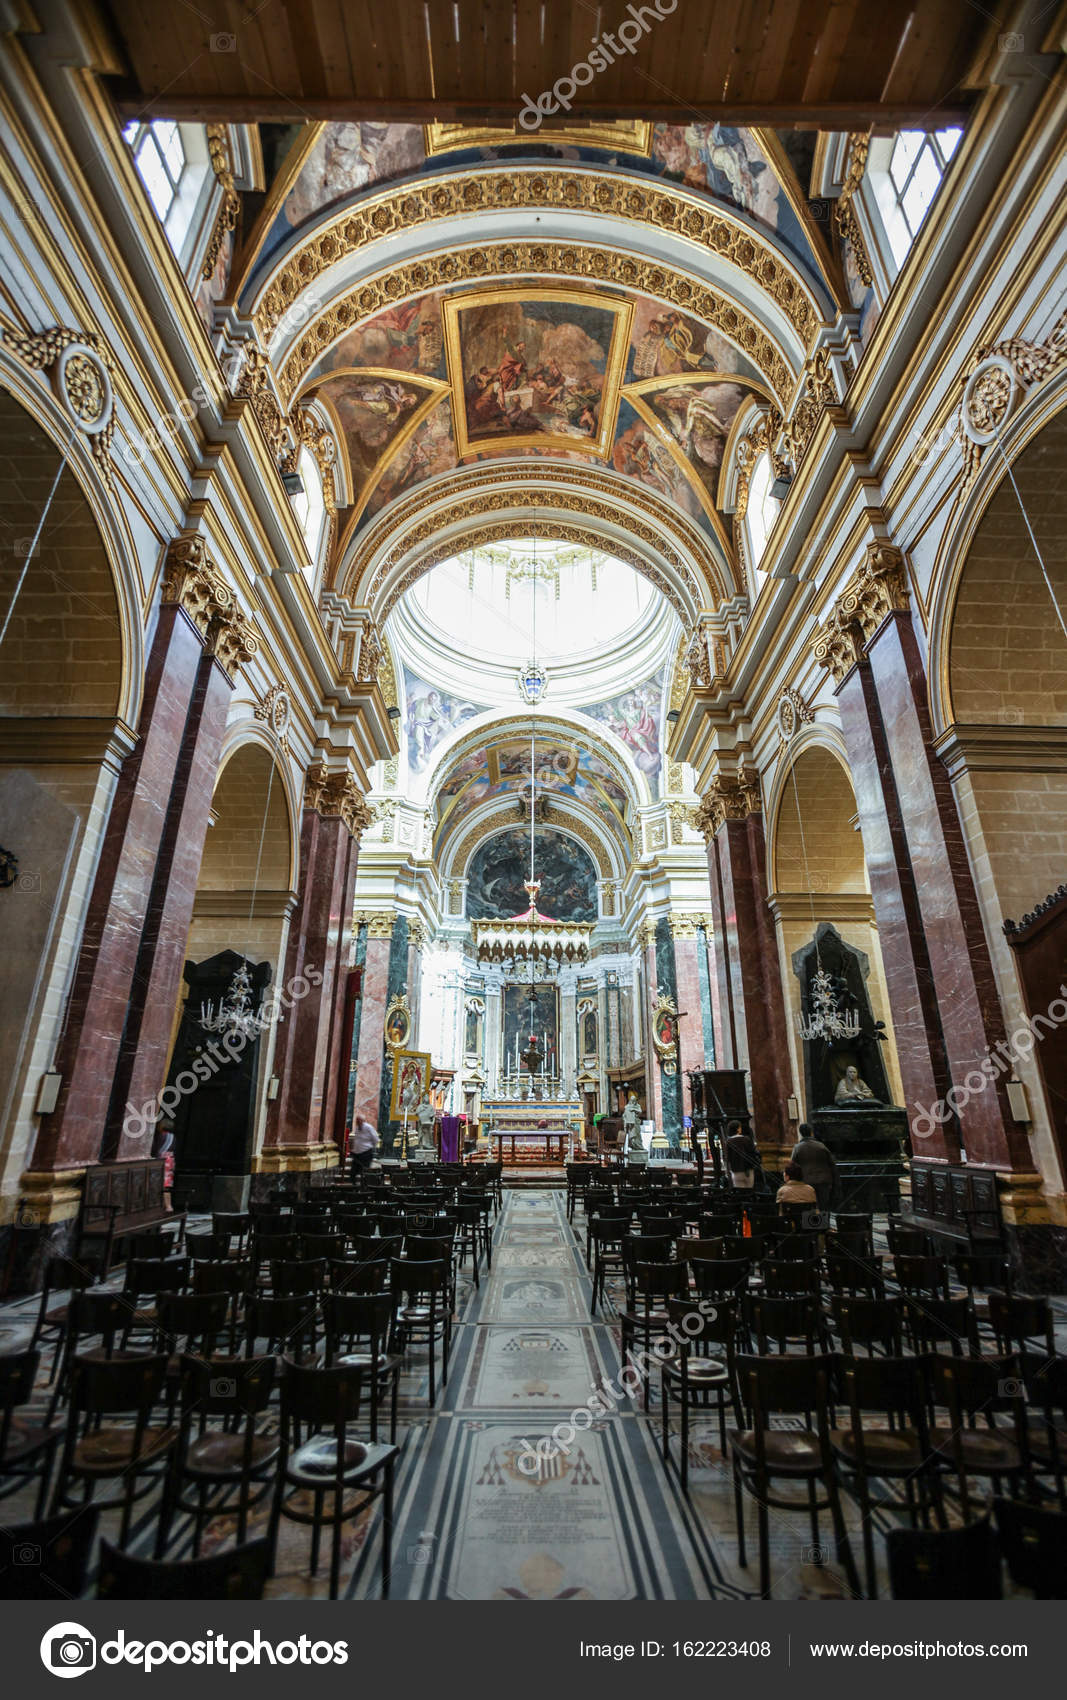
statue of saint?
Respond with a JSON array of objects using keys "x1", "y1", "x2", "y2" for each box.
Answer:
[
  {"x1": 414, "y1": 1094, "x2": 438, "y2": 1159},
  {"x1": 622, "y1": 1093, "x2": 646, "y2": 1164},
  {"x1": 834, "y1": 1065, "x2": 880, "y2": 1105}
]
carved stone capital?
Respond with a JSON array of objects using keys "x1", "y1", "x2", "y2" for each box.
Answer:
[
  {"x1": 161, "y1": 535, "x2": 258, "y2": 679},
  {"x1": 304, "y1": 760, "x2": 372, "y2": 839},
  {"x1": 694, "y1": 765, "x2": 762, "y2": 839},
  {"x1": 812, "y1": 542, "x2": 910, "y2": 683},
  {"x1": 356, "y1": 910, "x2": 396, "y2": 940}
]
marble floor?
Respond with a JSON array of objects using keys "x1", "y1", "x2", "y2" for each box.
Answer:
[{"x1": 2, "y1": 1189, "x2": 1064, "y2": 1600}]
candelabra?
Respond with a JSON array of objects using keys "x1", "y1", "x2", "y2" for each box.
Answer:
[
  {"x1": 795, "y1": 966, "x2": 860, "y2": 1043},
  {"x1": 200, "y1": 960, "x2": 260, "y2": 1043}
]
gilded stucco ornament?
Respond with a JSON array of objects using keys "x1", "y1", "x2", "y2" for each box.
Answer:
[
  {"x1": 811, "y1": 542, "x2": 910, "y2": 685},
  {"x1": 957, "y1": 310, "x2": 1067, "y2": 487},
  {"x1": 693, "y1": 766, "x2": 762, "y2": 840},
  {"x1": 1, "y1": 325, "x2": 117, "y2": 487},
  {"x1": 161, "y1": 535, "x2": 258, "y2": 679}
]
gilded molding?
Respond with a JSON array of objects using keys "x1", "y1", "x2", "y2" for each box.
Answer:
[
  {"x1": 1, "y1": 324, "x2": 117, "y2": 488},
  {"x1": 254, "y1": 170, "x2": 816, "y2": 388},
  {"x1": 202, "y1": 124, "x2": 240, "y2": 280},
  {"x1": 667, "y1": 912, "x2": 700, "y2": 939},
  {"x1": 304, "y1": 758, "x2": 373, "y2": 839},
  {"x1": 254, "y1": 683, "x2": 291, "y2": 751},
  {"x1": 776, "y1": 687, "x2": 813, "y2": 743},
  {"x1": 234, "y1": 341, "x2": 290, "y2": 462},
  {"x1": 811, "y1": 541, "x2": 910, "y2": 684},
  {"x1": 355, "y1": 910, "x2": 396, "y2": 939},
  {"x1": 341, "y1": 464, "x2": 727, "y2": 616},
  {"x1": 779, "y1": 347, "x2": 839, "y2": 472},
  {"x1": 833, "y1": 133, "x2": 874, "y2": 289},
  {"x1": 694, "y1": 765, "x2": 762, "y2": 839},
  {"x1": 958, "y1": 308, "x2": 1067, "y2": 487},
  {"x1": 161, "y1": 535, "x2": 258, "y2": 679}
]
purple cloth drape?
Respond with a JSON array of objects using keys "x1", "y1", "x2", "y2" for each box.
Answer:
[{"x1": 440, "y1": 1115, "x2": 462, "y2": 1162}]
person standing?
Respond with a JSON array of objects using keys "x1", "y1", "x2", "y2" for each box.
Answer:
[
  {"x1": 725, "y1": 1121, "x2": 762, "y2": 1191},
  {"x1": 790, "y1": 1123, "x2": 836, "y2": 1215},
  {"x1": 349, "y1": 1113, "x2": 379, "y2": 1178}
]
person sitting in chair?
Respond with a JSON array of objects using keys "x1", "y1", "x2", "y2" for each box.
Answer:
[{"x1": 776, "y1": 1162, "x2": 817, "y2": 1210}]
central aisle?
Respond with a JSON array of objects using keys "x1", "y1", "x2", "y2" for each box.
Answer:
[{"x1": 363, "y1": 1188, "x2": 720, "y2": 1601}]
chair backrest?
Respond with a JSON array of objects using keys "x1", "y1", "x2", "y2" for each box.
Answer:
[
  {"x1": 623, "y1": 1234, "x2": 672, "y2": 1267},
  {"x1": 831, "y1": 1294, "x2": 903, "y2": 1354},
  {"x1": 954, "y1": 1251, "x2": 1013, "y2": 1296},
  {"x1": 632, "y1": 1261, "x2": 689, "y2": 1302},
  {"x1": 179, "y1": 1352, "x2": 276, "y2": 1416},
  {"x1": 270, "y1": 1258, "x2": 326, "y2": 1295},
  {"x1": 745, "y1": 1294, "x2": 822, "y2": 1353},
  {"x1": 993, "y1": 1496, "x2": 1067, "y2": 1599},
  {"x1": 928, "y1": 1352, "x2": 1025, "y2": 1421},
  {"x1": 124, "y1": 1255, "x2": 190, "y2": 1296},
  {"x1": 904, "y1": 1294, "x2": 977, "y2": 1353},
  {"x1": 41, "y1": 1255, "x2": 97, "y2": 1298},
  {"x1": 760, "y1": 1259, "x2": 820, "y2": 1296},
  {"x1": 836, "y1": 1351, "x2": 928, "y2": 1423},
  {"x1": 887, "y1": 1518, "x2": 1002, "y2": 1600},
  {"x1": 664, "y1": 1297, "x2": 738, "y2": 1354},
  {"x1": 192, "y1": 1260, "x2": 254, "y2": 1298},
  {"x1": 390, "y1": 1256, "x2": 448, "y2": 1297},
  {"x1": 690, "y1": 1258, "x2": 750, "y2": 1298},
  {"x1": 826, "y1": 1251, "x2": 885, "y2": 1296},
  {"x1": 97, "y1": 1535, "x2": 272, "y2": 1601},
  {"x1": 155, "y1": 1291, "x2": 230, "y2": 1349},
  {"x1": 68, "y1": 1290, "x2": 136, "y2": 1348},
  {"x1": 280, "y1": 1358, "x2": 368, "y2": 1430},
  {"x1": 0, "y1": 1505, "x2": 99, "y2": 1601},
  {"x1": 69, "y1": 1352, "x2": 169, "y2": 1416},
  {"x1": 244, "y1": 1295, "x2": 319, "y2": 1354},
  {"x1": 894, "y1": 1253, "x2": 950, "y2": 1296},
  {"x1": 0, "y1": 1350, "x2": 40, "y2": 1443},
  {"x1": 735, "y1": 1351, "x2": 834, "y2": 1421},
  {"x1": 323, "y1": 1290, "x2": 393, "y2": 1350},
  {"x1": 988, "y1": 1291, "x2": 1054, "y2": 1354},
  {"x1": 329, "y1": 1258, "x2": 387, "y2": 1293}
]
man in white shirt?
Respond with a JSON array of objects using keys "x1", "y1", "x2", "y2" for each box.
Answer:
[{"x1": 349, "y1": 1113, "x2": 379, "y2": 1177}]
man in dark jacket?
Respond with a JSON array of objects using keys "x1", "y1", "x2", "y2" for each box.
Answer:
[{"x1": 790, "y1": 1123, "x2": 836, "y2": 1215}]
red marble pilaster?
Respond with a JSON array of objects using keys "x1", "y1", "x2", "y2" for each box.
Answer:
[
  {"x1": 642, "y1": 931, "x2": 664, "y2": 1127},
  {"x1": 353, "y1": 929, "x2": 393, "y2": 1126},
  {"x1": 672, "y1": 931, "x2": 706, "y2": 1106},
  {"x1": 836, "y1": 655, "x2": 959, "y2": 1162},
  {"x1": 709, "y1": 814, "x2": 793, "y2": 1145},
  {"x1": 33, "y1": 605, "x2": 213, "y2": 1172},
  {"x1": 865, "y1": 611, "x2": 1031, "y2": 1170},
  {"x1": 108, "y1": 649, "x2": 233, "y2": 1155},
  {"x1": 265, "y1": 809, "x2": 361, "y2": 1153}
]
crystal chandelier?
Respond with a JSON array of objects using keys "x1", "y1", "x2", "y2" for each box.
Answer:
[
  {"x1": 200, "y1": 959, "x2": 260, "y2": 1043},
  {"x1": 795, "y1": 966, "x2": 860, "y2": 1043}
]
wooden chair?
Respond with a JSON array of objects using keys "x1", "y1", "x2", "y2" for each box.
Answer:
[
  {"x1": 0, "y1": 1504, "x2": 99, "y2": 1600},
  {"x1": 159, "y1": 1354, "x2": 279, "y2": 1556},
  {"x1": 323, "y1": 1291, "x2": 404, "y2": 1443},
  {"x1": 0, "y1": 1349, "x2": 63, "y2": 1521},
  {"x1": 829, "y1": 1295, "x2": 904, "y2": 1357},
  {"x1": 830, "y1": 1354, "x2": 943, "y2": 1597},
  {"x1": 270, "y1": 1360, "x2": 398, "y2": 1599},
  {"x1": 389, "y1": 1258, "x2": 452, "y2": 1406},
  {"x1": 619, "y1": 1263, "x2": 689, "y2": 1410},
  {"x1": 660, "y1": 1298, "x2": 742, "y2": 1492},
  {"x1": 731, "y1": 1354, "x2": 859, "y2": 1600},
  {"x1": 987, "y1": 1291, "x2": 1056, "y2": 1359},
  {"x1": 927, "y1": 1354, "x2": 1032, "y2": 1521},
  {"x1": 992, "y1": 1495, "x2": 1067, "y2": 1598},
  {"x1": 1020, "y1": 1351, "x2": 1067, "y2": 1509},
  {"x1": 98, "y1": 1535, "x2": 272, "y2": 1600},
  {"x1": 29, "y1": 1255, "x2": 98, "y2": 1379},
  {"x1": 887, "y1": 1516, "x2": 1001, "y2": 1599},
  {"x1": 51, "y1": 1354, "x2": 177, "y2": 1551}
]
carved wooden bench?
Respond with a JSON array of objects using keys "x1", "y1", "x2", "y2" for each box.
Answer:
[{"x1": 76, "y1": 1159, "x2": 186, "y2": 1275}]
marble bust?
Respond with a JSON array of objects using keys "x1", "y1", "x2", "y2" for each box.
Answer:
[{"x1": 834, "y1": 1065, "x2": 880, "y2": 1105}]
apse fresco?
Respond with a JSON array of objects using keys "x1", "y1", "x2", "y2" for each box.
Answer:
[
  {"x1": 466, "y1": 827, "x2": 598, "y2": 922},
  {"x1": 611, "y1": 401, "x2": 707, "y2": 530},
  {"x1": 314, "y1": 374, "x2": 439, "y2": 512},
  {"x1": 435, "y1": 740, "x2": 629, "y2": 833},
  {"x1": 404, "y1": 669, "x2": 486, "y2": 775},
  {"x1": 635, "y1": 380, "x2": 754, "y2": 511},
  {"x1": 445, "y1": 293, "x2": 630, "y2": 457},
  {"x1": 360, "y1": 399, "x2": 457, "y2": 526}
]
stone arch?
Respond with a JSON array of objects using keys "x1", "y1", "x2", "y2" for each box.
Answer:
[
  {"x1": 769, "y1": 736, "x2": 867, "y2": 897},
  {"x1": 200, "y1": 735, "x2": 297, "y2": 898}
]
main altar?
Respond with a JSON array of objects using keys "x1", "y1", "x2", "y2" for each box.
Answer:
[{"x1": 481, "y1": 1095, "x2": 583, "y2": 1164}]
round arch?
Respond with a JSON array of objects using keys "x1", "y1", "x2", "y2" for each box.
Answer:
[
  {"x1": 766, "y1": 729, "x2": 866, "y2": 897},
  {"x1": 204, "y1": 732, "x2": 299, "y2": 897},
  {"x1": 927, "y1": 373, "x2": 1067, "y2": 738}
]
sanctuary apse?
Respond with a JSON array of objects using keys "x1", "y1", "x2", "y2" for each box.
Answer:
[{"x1": 0, "y1": 0, "x2": 1066, "y2": 1608}]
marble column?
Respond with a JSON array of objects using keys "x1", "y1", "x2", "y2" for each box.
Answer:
[
  {"x1": 560, "y1": 976, "x2": 578, "y2": 1096},
  {"x1": 485, "y1": 981, "x2": 502, "y2": 1095},
  {"x1": 262, "y1": 764, "x2": 371, "y2": 1168},
  {"x1": 352, "y1": 914, "x2": 395, "y2": 1130},
  {"x1": 669, "y1": 917, "x2": 706, "y2": 1135},
  {"x1": 597, "y1": 978, "x2": 611, "y2": 1112},
  {"x1": 640, "y1": 924, "x2": 664, "y2": 1129},
  {"x1": 35, "y1": 538, "x2": 256, "y2": 1173},
  {"x1": 698, "y1": 769, "x2": 794, "y2": 1148},
  {"x1": 814, "y1": 544, "x2": 1030, "y2": 1171}
]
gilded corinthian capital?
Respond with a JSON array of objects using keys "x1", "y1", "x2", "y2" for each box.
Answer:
[
  {"x1": 694, "y1": 765, "x2": 762, "y2": 840},
  {"x1": 161, "y1": 535, "x2": 258, "y2": 679},
  {"x1": 812, "y1": 542, "x2": 910, "y2": 684},
  {"x1": 304, "y1": 759, "x2": 373, "y2": 840}
]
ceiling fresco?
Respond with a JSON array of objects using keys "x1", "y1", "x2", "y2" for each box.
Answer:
[
  {"x1": 434, "y1": 735, "x2": 633, "y2": 841},
  {"x1": 242, "y1": 121, "x2": 830, "y2": 303},
  {"x1": 298, "y1": 283, "x2": 767, "y2": 548}
]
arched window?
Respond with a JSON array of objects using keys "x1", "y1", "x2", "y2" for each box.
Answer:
[
  {"x1": 744, "y1": 450, "x2": 780, "y2": 578},
  {"x1": 291, "y1": 447, "x2": 327, "y2": 576},
  {"x1": 123, "y1": 121, "x2": 212, "y2": 268},
  {"x1": 871, "y1": 128, "x2": 962, "y2": 269}
]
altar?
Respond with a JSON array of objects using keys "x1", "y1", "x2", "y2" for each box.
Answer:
[{"x1": 482, "y1": 1097, "x2": 582, "y2": 1165}]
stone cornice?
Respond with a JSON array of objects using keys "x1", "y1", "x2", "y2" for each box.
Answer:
[{"x1": 932, "y1": 722, "x2": 1067, "y2": 779}]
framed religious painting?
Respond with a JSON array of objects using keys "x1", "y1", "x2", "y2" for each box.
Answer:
[
  {"x1": 651, "y1": 992, "x2": 679, "y2": 1074},
  {"x1": 384, "y1": 992, "x2": 412, "y2": 1051},
  {"x1": 390, "y1": 1048, "x2": 432, "y2": 1120}
]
